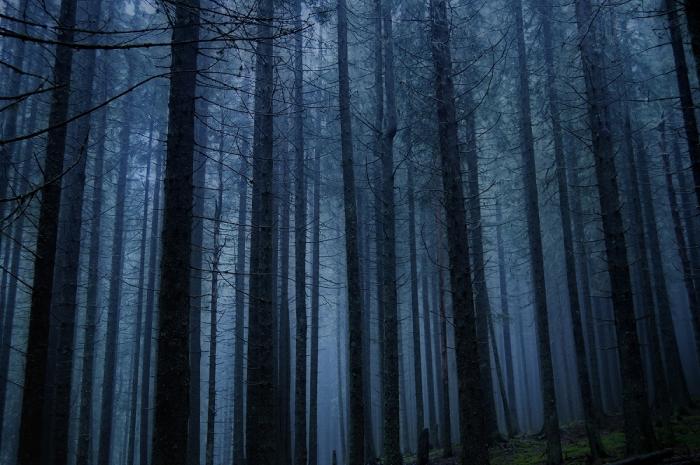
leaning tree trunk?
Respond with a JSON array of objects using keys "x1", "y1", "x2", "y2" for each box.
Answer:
[
  {"x1": 337, "y1": 0, "x2": 366, "y2": 463},
  {"x1": 428, "y1": 0, "x2": 488, "y2": 463},
  {"x1": 152, "y1": 1, "x2": 199, "y2": 464},
  {"x1": 538, "y1": 0, "x2": 605, "y2": 457},
  {"x1": 512, "y1": 0, "x2": 562, "y2": 461},
  {"x1": 574, "y1": 0, "x2": 657, "y2": 454},
  {"x1": 16, "y1": 0, "x2": 77, "y2": 462},
  {"x1": 666, "y1": 0, "x2": 700, "y2": 212}
]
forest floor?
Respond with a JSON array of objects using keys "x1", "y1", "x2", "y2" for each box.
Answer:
[{"x1": 408, "y1": 408, "x2": 700, "y2": 464}]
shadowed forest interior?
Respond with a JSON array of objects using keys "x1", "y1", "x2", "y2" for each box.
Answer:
[{"x1": 3, "y1": 0, "x2": 700, "y2": 464}]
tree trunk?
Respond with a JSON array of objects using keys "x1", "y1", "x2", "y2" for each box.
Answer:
[
  {"x1": 407, "y1": 163, "x2": 425, "y2": 448},
  {"x1": 16, "y1": 0, "x2": 77, "y2": 462},
  {"x1": 495, "y1": 199, "x2": 519, "y2": 435},
  {"x1": 512, "y1": 0, "x2": 562, "y2": 461},
  {"x1": 436, "y1": 234, "x2": 452, "y2": 458},
  {"x1": 421, "y1": 250, "x2": 439, "y2": 446},
  {"x1": 152, "y1": 1, "x2": 199, "y2": 464},
  {"x1": 337, "y1": 0, "x2": 366, "y2": 463},
  {"x1": 309, "y1": 131, "x2": 321, "y2": 465},
  {"x1": 428, "y1": 0, "x2": 488, "y2": 462},
  {"x1": 574, "y1": 0, "x2": 657, "y2": 454},
  {"x1": 666, "y1": 0, "x2": 700, "y2": 211},
  {"x1": 538, "y1": 0, "x2": 605, "y2": 457}
]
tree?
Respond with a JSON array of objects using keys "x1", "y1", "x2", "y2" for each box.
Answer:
[
  {"x1": 574, "y1": 0, "x2": 656, "y2": 454},
  {"x1": 336, "y1": 0, "x2": 366, "y2": 462},
  {"x1": 152, "y1": 1, "x2": 200, "y2": 464},
  {"x1": 17, "y1": 0, "x2": 77, "y2": 462},
  {"x1": 428, "y1": 0, "x2": 488, "y2": 462},
  {"x1": 511, "y1": 0, "x2": 562, "y2": 461}
]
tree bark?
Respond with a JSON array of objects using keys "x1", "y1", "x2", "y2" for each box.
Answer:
[
  {"x1": 574, "y1": 0, "x2": 657, "y2": 454},
  {"x1": 17, "y1": 0, "x2": 77, "y2": 462},
  {"x1": 152, "y1": 1, "x2": 199, "y2": 464},
  {"x1": 309, "y1": 130, "x2": 321, "y2": 465},
  {"x1": 512, "y1": 0, "x2": 562, "y2": 461},
  {"x1": 337, "y1": 0, "x2": 366, "y2": 463}
]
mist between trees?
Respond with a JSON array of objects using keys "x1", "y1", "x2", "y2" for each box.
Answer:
[{"x1": 1, "y1": 1, "x2": 700, "y2": 465}]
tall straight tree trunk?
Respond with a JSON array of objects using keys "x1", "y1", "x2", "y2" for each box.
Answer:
[
  {"x1": 538, "y1": 0, "x2": 604, "y2": 457},
  {"x1": 76, "y1": 71, "x2": 108, "y2": 465},
  {"x1": 495, "y1": 200, "x2": 519, "y2": 434},
  {"x1": 245, "y1": 0, "x2": 277, "y2": 461},
  {"x1": 16, "y1": 0, "x2": 76, "y2": 462},
  {"x1": 98, "y1": 84, "x2": 133, "y2": 465},
  {"x1": 567, "y1": 148, "x2": 604, "y2": 414},
  {"x1": 574, "y1": 0, "x2": 657, "y2": 454},
  {"x1": 420, "y1": 251, "x2": 438, "y2": 446},
  {"x1": 309, "y1": 134, "x2": 321, "y2": 465},
  {"x1": 140, "y1": 129, "x2": 164, "y2": 465},
  {"x1": 407, "y1": 165, "x2": 425, "y2": 441},
  {"x1": 293, "y1": 1, "x2": 308, "y2": 462},
  {"x1": 436, "y1": 235, "x2": 452, "y2": 458},
  {"x1": 428, "y1": 0, "x2": 488, "y2": 463},
  {"x1": 152, "y1": 1, "x2": 199, "y2": 464},
  {"x1": 622, "y1": 120, "x2": 675, "y2": 415},
  {"x1": 511, "y1": 0, "x2": 562, "y2": 461},
  {"x1": 205, "y1": 154, "x2": 224, "y2": 465},
  {"x1": 464, "y1": 99, "x2": 498, "y2": 441},
  {"x1": 666, "y1": 0, "x2": 700, "y2": 210},
  {"x1": 232, "y1": 147, "x2": 249, "y2": 465},
  {"x1": 127, "y1": 122, "x2": 155, "y2": 465},
  {"x1": 380, "y1": 1, "x2": 400, "y2": 463},
  {"x1": 278, "y1": 125, "x2": 292, "y2": 465},
  {"x1": 658, "y1": 121, "x2": 697, "y2": 405},
  {"x1": 336, "y1": 285, "x2": 348, "y2": 465},
  {"x1": 336, "y1": 0, "x2": 366, "y2": 462}
]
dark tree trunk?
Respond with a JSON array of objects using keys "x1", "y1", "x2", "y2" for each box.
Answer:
[
  {"x1": 436, "y1": 235, "x2": 452, "y2": 458},
  {"x1": 245, "y1": 0, "x2": 277, "y2": 462},
  {"x1": 428, "y1": 0, "x2": 488, "y2": 462},
  {"x1": 337, "y1": 0, "x2": 366, "y2": 464},
  {"x1": 16, "y1": 0, "x2": 77, "y2": 462},
  {"x1": 232, "y1": 146, "x2": 249, "y2": 465},
  {"x1": 658, "y1": 122, "x2": 696, "y2": 406},
  {"x1": 293, "y1": 1, "x2": 308, "y2": 462},
  {"x1": 574, "y1": 0, "x2": 657, "y2": 454},
  {"x1": 667, "y1": 0, "x2": 700, "y2": 211},
  {"x1": 97, "y1": 83, "x2": 132, "y2": 465},
  {"x1": 336, "y1": 289, "x2": 348, "y2": 465},
  {"x1": 152, "y1": 1, "x2": 199, "y2": 464},
  {"x1": 512, "y1": 0, "x2": 562, "y2": 461},
  {"x1": 407, "y1": 163, "x2": 425, "y2": 447},
  {"x1": 538, "y1": 0, "x2": 605, "y2": 457},
  {"x1": 278, "y1": 121, "x2": 292, "y2": 465},
  {"x1": 379, "y1": 1, "x2": 401, "y2": 462},
  {"x1": 421, "y1": 250, "x2": 439, "y2": 446},
  {"x1": 464, "y1": 100, "x2": 498, "y2": 441}
]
